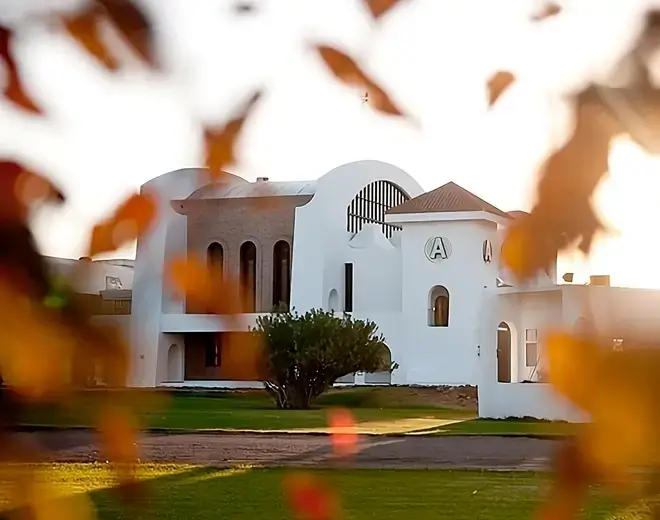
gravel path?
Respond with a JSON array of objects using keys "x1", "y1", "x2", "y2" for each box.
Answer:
[{"x1": 21, "y1": 431, "x2": 559, "y2": 471}]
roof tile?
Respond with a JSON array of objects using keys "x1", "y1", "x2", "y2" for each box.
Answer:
[{"x1": 387, "y1": 181, "x2": 510, "y2": 218}]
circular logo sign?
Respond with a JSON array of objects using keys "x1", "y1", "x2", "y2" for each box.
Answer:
[
  {"x1": 425, "y1": 237, "x2": 452, "y2": 262},
  {"x1": 482, "y1": 239, "x2": 493, "y2": 264}
]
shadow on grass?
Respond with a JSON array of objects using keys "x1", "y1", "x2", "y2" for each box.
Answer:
[{"x1": 1, "y1": 464, "x2": 621, "y2": 520}]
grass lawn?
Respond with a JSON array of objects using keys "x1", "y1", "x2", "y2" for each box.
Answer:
[
  {"x1": 0, "y1": 464, "x2": 632, "y2": 519},
  {"x1": 19, "y1": 388, "x2": 577, "y2": 436},
  {"x1": 20, "y1": 388, "x2": 476, "y2": 432}
]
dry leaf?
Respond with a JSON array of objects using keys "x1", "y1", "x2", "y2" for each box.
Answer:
[
  {"x1": 0, "y1": 161, "x2": 65, "y2": 224},
  {"x1": 204, "y1": 91, "x2": 262, "y2": 181},
  {"x1": 487, "y1": 71, "x2": 515, "y2": 107},
  {"x1": 328, "y1": 408, "x2": 358, "y2": 458},
  {"x1": 87, "y1": 191, "x2": 157, "y2": 257},
  {"x1": 62, "y1": 5, "x2": 119, "y2": 71},
  {"x1": 97, "y1": 0, "x2": 157, "y2": 69},
  {"x1": 316, "y1": 45, "x2": 406, "y2": 117},
  {"x1": 531, "y1": 3, "x2": 561, "y2": 21},
  {"x1": 0, "y1": 26, "x2": 43, "y2": 114},
  {"x1": 166, "y1": 255, "x2": 247, "y2": 315},
  {"x1": 284, "y1": 473, "x2": 341, "y2": 520},
  {"x1": 502, "y1": 89, "x2": 619, "y2": 281},
  {"x1": 363, "y1": 0, "x2": 407, "y2": 19}
]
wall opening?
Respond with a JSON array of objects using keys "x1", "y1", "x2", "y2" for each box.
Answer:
[
  {"x1": 344, "y1": 263, "x2": 354, "y2": 312},
  {"x1": 272, "y1": 240, "x2": 291, "y2": 310},
  {"x1": 328, "y1": 289, "x2": 340, "y2": 312},
  {"x1": 428, "y1": 286, "x2": 450, "y2": 327},
  {"x1": 240, "y1": 241, "x2": 257, "y2": 312},
  {"x1": 167, "y1": 344, "x2": 183, "y2": 382},
  {"x1": 365, "y1": 344, "x2": 392, "y2": 384},
  {"x1": 207, "y1": 242, "x2": 224, "y2": 277},
  {"x1": 497, "y1": 322, "x2": 512, "y2": 383},
  {"x1": 346, "y1": 180, "x2": 410, "y2": 238}
]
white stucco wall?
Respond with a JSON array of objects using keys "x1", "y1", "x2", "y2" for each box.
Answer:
[
  {"x1": 290, "y1": 160, "x2": 424, "y2": 314},
  {"x1": 131, "y1": 168, "x2": 207, "y2": 387}
]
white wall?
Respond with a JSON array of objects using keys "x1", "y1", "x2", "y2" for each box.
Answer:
[
  {"x1": 131, "y1": 168, "x2": 207, "y2": 387},
  {"x1": 290, "y1": 160, "x2": 423, "y2": 314},
  {"x1": 398, "y1": 218, "x2": 499, "y2": 385}
]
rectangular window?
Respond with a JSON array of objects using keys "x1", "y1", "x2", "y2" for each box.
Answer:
[
  {"x1": 344, "y1": 263, "x2": 353, "y2": 312},
  {"x1": 525, "y1": 329, "x2": 538, "y2": 367},
  {"x1": 204, "y1": 335, "x2": 219, "y2": 368}
]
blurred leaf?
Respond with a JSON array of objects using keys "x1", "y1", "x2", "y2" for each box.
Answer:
[
  {"x1": 87, "y1": 191, "x2": 157, "y2": 257},
  {"x1": 363, "y1": 0, "x2": 408, "y2": 19},
  {"x1": 545, "y1": 331, "x2": 660, "y2": 497},
  {"x1": 0, "y1": 161, "x2": 65, "y2": 224},
  {"x1": 531, "y1": 3, "x2": 561, "y2": 21},
  {"x1": 328, "y1": 408, "x2": 358, "y2": 458},
  {"x1": 316, "y1": 45, "x2": 406, "y2": 117},
  {"x1": 0, "y1": 282, "x2": 74, "y2": 401},
  {"x1": 0, "y1": 26, "x2": 43, "y2": 114},
  {"x1": 62, "y1": 4, "x2": 119, "y2": 71},
  {"x1": 97, "y1": 0, "x2": 157, "y2": 69},
  {"x1": 502, "y1": 89, "x2": 619, "y2": 281},
  {"x1": 97, "y1": 405, "x2": 142, "y2": 500},
  {"x1": 284, "y1": 472, "x2": 341, "y2": 520},
  {"x1": 204, "y1": 91, "x2": 262, "y2": 182},
  {"x1": 166, "y1": 255, "x2": 246, "y2": 315},
  {"x1": 487, "y1": 71, "x2": 515, "y2": 107}
]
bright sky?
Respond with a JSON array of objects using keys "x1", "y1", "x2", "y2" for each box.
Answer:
[{"x1": 2, "y1": 0, "x2": 660, "y2": 287}]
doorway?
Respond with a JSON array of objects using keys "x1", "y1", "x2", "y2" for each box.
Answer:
[{"x1": 497, "y1": 322, "x2": 511, "y2": 383}]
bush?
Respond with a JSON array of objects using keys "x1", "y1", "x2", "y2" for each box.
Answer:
[{"x1": 254, "y1": 309, "x2": 395, "y2": 409}]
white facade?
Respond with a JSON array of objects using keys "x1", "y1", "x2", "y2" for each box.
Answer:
[{"x1": 129, "y1": 160, "x2": 660, "y2": 421}]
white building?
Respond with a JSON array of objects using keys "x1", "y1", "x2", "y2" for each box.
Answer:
[{"x1": 123, "y1": 160, "x2": 660, "y2": 421}]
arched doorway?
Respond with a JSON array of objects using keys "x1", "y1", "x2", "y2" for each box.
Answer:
[
  {"x1": 497, "y1": 322, "x2": 511, "y2": 383},
  {"x1": 365, "y1": 344, "x2": 392, "y2": 385},
  {"x1": 167, "y1": 344, "x2": 183, "y2": 382}
]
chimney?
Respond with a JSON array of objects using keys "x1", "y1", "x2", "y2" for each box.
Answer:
[
  {"x1": 256, "y1": 177, "x2": 269, "y2": 183},
  {"x1": 589, "y1": 275, "x2": 610, "y2": 287}
]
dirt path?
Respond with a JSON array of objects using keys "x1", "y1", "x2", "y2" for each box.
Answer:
[{"x1": 23, "y1": 431, "x2": 559, "y2": 471}]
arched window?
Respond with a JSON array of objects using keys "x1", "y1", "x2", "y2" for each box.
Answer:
[
  {"x1": 272, "y1": 240, "x2": 291, "y2": 309},
  {"x1": 346, "y1": 180, "x2": 410, "y2": 238},
  {"x1": 207, "y1": 242, "x2": 224, "y2": 277},
  {"x1": 240, "y1": 241, "x2": 257, "y2": 312},
  {"x1": 428, "y1": 286, "x2": 450, "y2": 327}
]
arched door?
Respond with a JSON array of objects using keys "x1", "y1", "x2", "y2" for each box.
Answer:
[
  {"x1": 497, "y1": 322, "x2": 511, "y2": 383},
  {"x1": 167, "y1": 344, "x2": 183, "y2": 382}
]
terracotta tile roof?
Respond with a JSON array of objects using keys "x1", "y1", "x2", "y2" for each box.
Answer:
[{"x1": 387, "y1": 181, "x2": 510, "y2": 218}]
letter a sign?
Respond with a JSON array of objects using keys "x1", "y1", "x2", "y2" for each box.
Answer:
[{"x1": 425, "y1": 237, "x2": 452, "y2": 262}]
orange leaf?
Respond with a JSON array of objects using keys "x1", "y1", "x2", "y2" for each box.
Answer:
[
  {"x1": 204, "y1": 91, "x2": 262, "y2": 182},
  {"x1": 487, "y1": 70, "x2": 515, "y2": 107},
  {"x1": 531, "y1": 3, "x2": 561, "y2": 21},
  {"x1": 363, "y1": 0, "x2": 407, "y2": 19},
  {"x1": 284, "y1": 473, "x2": 340, "y2": 520},
  {"x1": 62, "y1": 5, "x2": 119, "y2": 71},
  {"x1": 97, "y1": 0, "x2": 157, "y2": 69},
  {"x1": 501, "y1": 89, "x2": 618, "y2": 281},
  {"x1": 0, "y1": 26, "x2": 43, "y2": 114},
  {"x1": 166, "y1": 255, "x2": 247, "y2": 315},
  {"x1": 328, "y1": 408, "x2": 358, "y2": 458},
  {"x1": 316, "y1": 45, "x2": 406, "y2": 118},
  {"x1": 87, "y1": 191, "x2": 157, "y2": 257}
]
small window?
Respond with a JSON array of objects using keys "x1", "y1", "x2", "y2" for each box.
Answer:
[
  {"x1": 525, "y1": 328, "x2": 538, "y2": 367},
  {"x1": 344, "y1": 263, "x2": 353, "y2": 312},
  {"x1": 428, "y1": 286, "x2": 449, "y2": 327},
  {"x1": 204, "y1": 335, "x2": 220, "y2": 368}
]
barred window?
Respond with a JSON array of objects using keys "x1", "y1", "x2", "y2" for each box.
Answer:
[{"x1": 346, "y1": 180, "x2": 409, "y2": 238}]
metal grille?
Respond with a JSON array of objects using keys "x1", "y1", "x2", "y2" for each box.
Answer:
[{"x1": 346, "y1": 180, "x2": 409, "y2": 238}]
